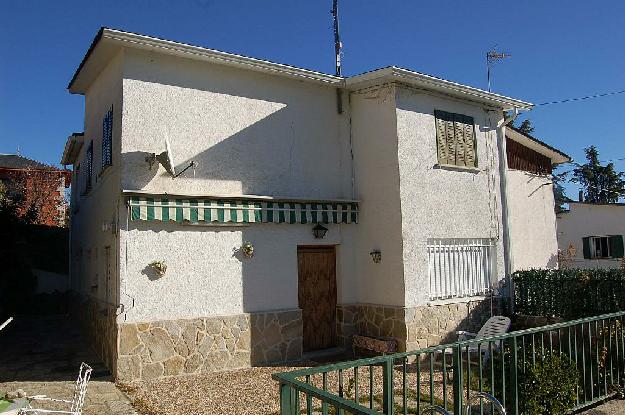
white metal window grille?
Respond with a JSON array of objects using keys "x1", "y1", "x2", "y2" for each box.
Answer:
[{"x1": 428, "y1": 238, "x2": 496, "y2": 300}]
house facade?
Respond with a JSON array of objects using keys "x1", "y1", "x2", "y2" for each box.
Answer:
[
  {"x1": 557, "y1": 202, "x2": 625, "y2": 269},
  {"x1": 62, "y1": 28, "x2": 568, "y2": 382}
]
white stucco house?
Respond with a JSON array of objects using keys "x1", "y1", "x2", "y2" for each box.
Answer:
[
  {"x1": 557, "y1": 202, "x2": 625, "y2": 269},
  {"x1": 61, "y1": 28, "x2": 570, "y2": 382}
]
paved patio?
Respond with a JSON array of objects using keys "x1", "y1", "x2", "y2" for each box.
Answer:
[{"x1": 0, "y1": 315, "x2": 137, "y2": 415}]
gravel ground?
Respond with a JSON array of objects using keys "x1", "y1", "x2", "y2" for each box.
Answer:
[
  {"x1": 122, "y1": 362, "x2": 451, "y2": 415},
  {"x1": 123, "y1": 366, "x2": 298, "y2": 415}
]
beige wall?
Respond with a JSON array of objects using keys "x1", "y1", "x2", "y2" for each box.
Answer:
[
  {"x1": 70, "y1": 50, "x2": 123, "y2": 311},
  {"x1": 557, "y1": 203, "x2": 625, "y2": 269},
  {"x1": 506, "y1": 169, "x2": 558, "y2": 270},
  {"x1": 349, "y1": 84, "x2": 406, "y2": 307},
  {"x1": 394, "y1": 86, "x2": 506, "y2": 307}
]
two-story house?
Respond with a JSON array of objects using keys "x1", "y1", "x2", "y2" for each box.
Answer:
[{"x1": 61, "y1": 28, "x2": 569, "y2": 382}]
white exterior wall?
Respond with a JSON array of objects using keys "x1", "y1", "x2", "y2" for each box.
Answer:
[
  {"x1": 557, "y1": 203, "x2": 625, "y2": 269},
  {"x1": 349, "y1": 84, "x2": 406, "y2": 307},
  {"x1": 118, "y1": 49, "x2": 357, "y2": 323},
  {"x1": 70, "y1": 51, "x2": 123, "y2": 308},
  {"x1": 506, "y1": 170, "x2": 558, "y2": 270},
  {"x1": 394, "y1": 87, "x2": 506, "y2": 307}
]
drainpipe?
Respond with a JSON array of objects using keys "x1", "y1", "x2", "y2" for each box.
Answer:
[{"x1": 498, "y1": 108, "x2": 520, "y2": 310}]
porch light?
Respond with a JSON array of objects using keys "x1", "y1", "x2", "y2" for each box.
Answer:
[
  {"x1": 370, "y1": 250, "x2": 382, "y2": 264},
  {"x1": 312, "y1": 224, "x2": 328, "y2": 239}
]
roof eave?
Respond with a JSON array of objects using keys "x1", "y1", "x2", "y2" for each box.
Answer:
[
  {"x1": 506, "y1": 126, "x2": 571, "y2": 165},
  {"x1": 346, "y1": 66, "x2": 533, "y2": 111},
  {"x1": 61, "y1": 133, "x2": 85, "y2": 165},
  {"x1": 68, "y1": 28, "x2": 343, "y2": 94}
]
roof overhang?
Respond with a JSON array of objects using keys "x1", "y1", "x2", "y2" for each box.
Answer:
[
  {"x1": 506, "y1": 126, "x2": 571, "y2": 165},
  {"x1": 61, "y1": 132, "x2": 85, "y2": 165},
  {"x1": 346, "y1": 67, "x2": 534, "y2": 111},
  {"x1": 68, "y1": 28, "x2": 343, "y2": 94}
]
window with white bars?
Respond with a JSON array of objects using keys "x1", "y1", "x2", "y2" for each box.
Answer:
[
  {"x1": 101, "y1": 106, "x2": 113, "y2": 169},
  {"x1": 427, "y1": 238, "x2": 496, "y2": 300}
]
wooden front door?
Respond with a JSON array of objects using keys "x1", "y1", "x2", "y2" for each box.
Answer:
[{"x1": 297, "y1": 246, "x2": 337, "y2": 352}]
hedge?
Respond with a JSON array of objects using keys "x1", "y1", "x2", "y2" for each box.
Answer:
[{"x1": 513, "y1": 269, "x2": 625, "y2": 319}]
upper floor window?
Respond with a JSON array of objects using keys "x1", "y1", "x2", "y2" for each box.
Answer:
[
  {"x1": 101, "y1": 106, "x2": 113, "y2": 169},
  {"x1": 434, "y1": 110, "x2": 477, "y2": 168},
  {"x1": 85, "y1": 142, "x2": 93, "y2": 192}
]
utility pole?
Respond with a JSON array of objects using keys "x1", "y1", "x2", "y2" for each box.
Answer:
[
  {"x1": 331, "y1": 0, "x2": 343, "y2": 113},
  {"x1": 486, "y1": 49, "x2": 511, "y2": 92}
]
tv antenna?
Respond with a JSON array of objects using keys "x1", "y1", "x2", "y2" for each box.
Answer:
[
  {"x1": 331, "y1": 0, "x2": 342, "y2": 77},
  {"x1": 486, "y1": 48, "x2": 511, "y2": 92}
]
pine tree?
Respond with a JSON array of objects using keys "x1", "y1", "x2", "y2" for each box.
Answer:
[
  {"x1": 517, "y1": 119, "x2": 534, "y2": 135},
  {"x1": 571, "y1": 146, "x2": 625, "y2": 203}
]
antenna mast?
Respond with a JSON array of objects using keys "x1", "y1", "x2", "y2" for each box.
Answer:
[
  {"x1": 486, "y1": 48, "x2": 511, "y2": 92},
  {"x1": 332, "y1": 0, "x2": 342, "y2": 77}
]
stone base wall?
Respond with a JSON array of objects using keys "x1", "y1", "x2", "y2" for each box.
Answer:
[
  {"x1": 405, "y1": 298, "x2": 502, "y2": 351},
  {"x1": 71, "y1": 294, "x2": 118, "y2": 377},
  {"x1": 338, "y1": 298, "x2": 503, "y2": 354},
  {"x1": 117, "y1": 309, "x2": 302, "y2": 382}
]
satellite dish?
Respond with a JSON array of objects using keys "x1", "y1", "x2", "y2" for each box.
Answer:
[{"x1": 155, "y1": 134, "x2": 176, "y2": 177}]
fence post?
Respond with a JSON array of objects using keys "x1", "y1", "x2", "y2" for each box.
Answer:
[
  {"x1": 509, "y1": 337, "x2": 519, "y2": 415},
  {"x1": 280, "y1": 382, "x2": 295, "y2": 415},
  {"x1": 453, "y1": 344, "x2": 463, "y2": 415},
  {"x1": 382, "y1": 356, "x2": 394, "y2": 415}
]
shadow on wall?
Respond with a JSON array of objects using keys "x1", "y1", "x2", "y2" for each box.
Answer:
[{"x1": 122, "y1": 63, "x2": 347, "y2": 198}]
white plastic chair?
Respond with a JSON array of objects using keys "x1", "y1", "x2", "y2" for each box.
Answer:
[
  {"x1": 0, "y1": 317, "x2": 13, "y2": 332},
  {"x1": 18, "y1": 362, "x2": 92, "y2": 415},
  {"x1": 439, "y1": 315, "x2": 511, "y2": 372}
]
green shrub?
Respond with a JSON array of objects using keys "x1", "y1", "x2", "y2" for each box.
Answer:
[
  {"x1": 520, "y1": 354, "x2": 578, "y2": 415},
  {"x1": 513, "y1": 269, "x2": 625, "y2": 318}
]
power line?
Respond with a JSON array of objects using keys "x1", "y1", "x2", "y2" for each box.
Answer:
[{"x1": 536, "y1": 89, "x2": 625, "y2": 106}]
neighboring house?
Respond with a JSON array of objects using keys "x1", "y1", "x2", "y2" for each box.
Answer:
[
  {"x1": 505, "y1": 127, "x2": 571, "y2": 271},
  {"x1": 0, "y1": 154, "x2": 71, "y2": 226},
  {"x1": 557, "y1": 202, "x2": 625, "y2": 269},
  {"x1": 61, "y1": 28, "x2": 568, "y2": 382}
]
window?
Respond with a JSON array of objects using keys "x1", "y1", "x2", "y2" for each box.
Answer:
[
  {"x1": 428, "y1": 238, "x2": 496, "y2": 300},
  {"x1": 434, "y1": 110, "x2": 477, "y2": 168},
  {"x1": 583, "y1": 235, "x2": 624, "y2": 259},
  {"x1": 85, "y1": 142, "x2": 93, "y2": 192},
  {"x1": 101, "y1": 106, "x2": 113, "y2": 169}
]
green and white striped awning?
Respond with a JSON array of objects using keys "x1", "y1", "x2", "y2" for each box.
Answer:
[{"x1": 128, "y1": 197, "x2": 358, "y2": 224}]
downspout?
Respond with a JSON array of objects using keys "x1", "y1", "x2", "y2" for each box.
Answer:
[{"x1": 498, "y1": 108, "x2": 520, "y2": 309}]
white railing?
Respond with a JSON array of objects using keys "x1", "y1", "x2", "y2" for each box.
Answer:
[{"x1": 427, "y1": 238, "x2": 496, "y2": 300}]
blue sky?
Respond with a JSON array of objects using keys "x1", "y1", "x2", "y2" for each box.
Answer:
[{"x1": 1, "y1": 1, "x2": 623, "y2": 199}]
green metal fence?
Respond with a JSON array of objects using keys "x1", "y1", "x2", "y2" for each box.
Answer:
[{"x1": 273, "y1": 311, "x2": 625, "y2": 415}]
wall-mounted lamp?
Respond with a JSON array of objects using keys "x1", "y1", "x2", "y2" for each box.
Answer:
[
  {"x1": 312, "y1": 224, "x2": 328, "y2": 239},
  {"x1": 370, "y1": 249, "x2": 382, "y2": 264}
]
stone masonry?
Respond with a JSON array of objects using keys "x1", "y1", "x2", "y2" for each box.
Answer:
[
  {"x1": 338, "y1": 298, "x2": 500, "y2": 354},
  {"x1": 116, "y1": 309, "x2": 302, "y2": 382}
]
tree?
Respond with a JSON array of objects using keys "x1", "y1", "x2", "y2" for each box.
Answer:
[
  {"x1": 552, "y1": 169, "x2": 570, "y2": 213},
  {"x1": 517, "y1": 119, "x2": 534, "y2": 135},
  {"x1": 571, "y1": 146, "x2": 625, "y2": 203}
]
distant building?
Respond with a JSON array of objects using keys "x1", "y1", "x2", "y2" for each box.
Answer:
[
  {"x1": 0, "y1": 154, "x2": 71, "y2": 226},
  {"x1": 557, "y1": 202, "x2": 625, "y2": 269}
]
